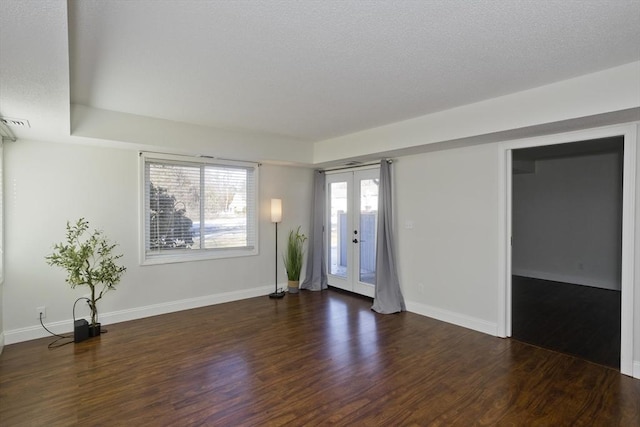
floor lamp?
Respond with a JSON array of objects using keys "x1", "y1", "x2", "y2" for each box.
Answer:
[{"x1": 269, "y1": 198, "x2": 285, "y2": 298}]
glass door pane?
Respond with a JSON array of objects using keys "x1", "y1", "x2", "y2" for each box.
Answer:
[
  {"x1": 326, "y1": 168, "x2": 378, "y2": 298},
  {"x1": 358, "y1": 178, "x2": 378, "y2": 285},
  {"x1": 329, "y1": 181, "x2": 348, "y2": 278}
]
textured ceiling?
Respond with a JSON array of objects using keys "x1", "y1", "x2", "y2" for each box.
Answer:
[
  {"x1": 67, "y1": 0, "x2": 640, "y2": 141},
  {"x1": 2, "y1": 0, "x2": 640, "y2": 145}
]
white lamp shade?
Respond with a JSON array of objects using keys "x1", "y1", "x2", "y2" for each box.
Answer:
[{"x1": 271, "y1": 199, "x2": 282, "y2": 223}]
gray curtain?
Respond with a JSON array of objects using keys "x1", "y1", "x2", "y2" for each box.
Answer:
[
  {"x1": 301, "y1": 170, "x2": 328, "y2": 291},
  {"x1": 372, "y1": 160, "x2": 406, "y2": 313}
]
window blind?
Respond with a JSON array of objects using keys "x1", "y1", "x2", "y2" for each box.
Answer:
[{"x1": 141, "y1": 153, "x2": 258, "y2": 263}]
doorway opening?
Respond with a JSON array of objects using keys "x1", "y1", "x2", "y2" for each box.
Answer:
[
  {"x1": 326, "y1": 167, "x2": 380, "y2": 298},
  {"x1": 510, "y1": 137, "x2": 623, "y2": 368},
  {"x1": 498, "y1": 123, "x2": 637, "y2": 377}
]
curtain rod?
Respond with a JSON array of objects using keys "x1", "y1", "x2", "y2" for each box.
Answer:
[
  {"x1": 322, "y1": 159, "x2": 392, "y2": 172},
  {"x1": 139, "y1": 150, "x2": 261, "y2": 166}
]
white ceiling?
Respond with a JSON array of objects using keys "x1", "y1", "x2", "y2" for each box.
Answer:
[{"x1": 1, "y1": 0, "x2": 640, "y2": 146}]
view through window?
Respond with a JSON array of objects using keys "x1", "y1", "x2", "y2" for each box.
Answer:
[{"x1": 141, "y1": 153, "x2": 257, "y2": 263}]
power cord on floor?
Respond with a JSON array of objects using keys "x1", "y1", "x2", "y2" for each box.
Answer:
[
  {"x1": 41, "y1": 297, "x2": 99, "y2": 349},
  {"x1": 40, "y1": 312, "x2": 73, "y2": 349}
]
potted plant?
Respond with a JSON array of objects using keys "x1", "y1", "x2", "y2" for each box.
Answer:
[
  {"x1": 45, "y1": 218, "x2": 126, "y2": 337},
  {"x1": 283, "y1": 226, "x2": 307, "y2": 293}
]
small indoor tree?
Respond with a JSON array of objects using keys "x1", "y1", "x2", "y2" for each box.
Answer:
[
  {"x1": 283, "y1": 226, "x2": 307, "y2": 294},
  {"x1": 46, "y1": 218, "x2": 126, "y2": 333}
]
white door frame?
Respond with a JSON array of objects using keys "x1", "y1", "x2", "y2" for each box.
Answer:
[
  {"x1": 325, "y1": 166, "x2": 379, "y2": 298},
  {"x1": 353, "y1": 168, "x2": 379, "y2": 297},
  {"x1": 326, "y1": 171, "x2": 354, "y2": 292},
  {"x1": 497, "y1": 123, "x2": 637, "y2": 376}
]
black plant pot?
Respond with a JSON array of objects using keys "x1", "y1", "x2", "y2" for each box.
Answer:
[{"x1": 88, "y1": 323, "x2": 101, "y2": 337}]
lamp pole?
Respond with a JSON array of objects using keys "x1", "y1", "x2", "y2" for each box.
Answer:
[{"x1": 269, "y1": 199, "x2": 285, "y2": 299}]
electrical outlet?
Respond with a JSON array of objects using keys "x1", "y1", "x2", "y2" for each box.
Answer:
[{"x1": 37, "y1": 306, "x2": 46, "y2": 320}]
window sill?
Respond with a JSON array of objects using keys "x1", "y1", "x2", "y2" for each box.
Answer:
[{"x1": 141, "y1": 247, "x2": 258, "y2": 265}]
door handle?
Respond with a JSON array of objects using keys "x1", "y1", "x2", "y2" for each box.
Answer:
[{"x1": 352, "y1": 238, "x2": 358, "y2": 243}]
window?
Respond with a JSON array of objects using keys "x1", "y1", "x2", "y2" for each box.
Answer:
[{"x1": 140, "y1": 152, "x2": 258, "y2": 264}]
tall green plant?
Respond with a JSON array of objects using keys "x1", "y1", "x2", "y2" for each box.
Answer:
[
  {"x1": 283, "y1": 226, "x2": 307, "y2": 281},
  {"x1": 45, "y1": 218, "x2": 127, "y2": 327}
]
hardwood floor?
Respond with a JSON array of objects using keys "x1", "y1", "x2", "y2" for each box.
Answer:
[
  {"x1": 512, "y1": 275, "x2": 621, "y2": 368},
  {"x1": 1, "y1": 290, "x2": 639, "y2": 426}
]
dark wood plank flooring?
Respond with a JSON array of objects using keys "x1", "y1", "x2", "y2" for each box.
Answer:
[
  {"x1": 1, "y1": 289, "x2": 639, "y2": 425},
  {"x1": 512, "y1": 275, "x2": 621, "y2": 369}
]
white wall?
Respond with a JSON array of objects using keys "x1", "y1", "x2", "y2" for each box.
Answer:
[
  {"x1": 0, "y1": 280, "x2": 3, "y2": 353},
  {"x1": 636, "y1": 129, "x2": 640, "y2": 377},
  {"x1": 512, "y1": 151, "x2": 623, "y2": 290},
  {"x1": 0, "y1": 142, "x2": 4, "y2": 353},
  {"x1": 392, "y1": 125, "x2": 639, "y2": 377},
  {"x1": 314, "y1": 62, "x2": 640, "y2": 163},
  {"x1": 2, "y1": 139, "x2": 313, "y2": 343},
  {"x1": 396, "y1": 143, "x2": 500, "y2": 334},
  {"x1": 71, "y1": 105, "x2": 315, "y2": 165}
]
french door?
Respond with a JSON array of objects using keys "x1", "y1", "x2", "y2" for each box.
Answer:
[{"x1": 326, "y1": 168, "x2": 379, "y2": 297}]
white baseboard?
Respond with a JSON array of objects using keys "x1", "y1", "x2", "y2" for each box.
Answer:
[
  {"x1": 0, "y1": 332, "x2": 4, "y2": 355},
  {"x1": 405, "y1": 300, "x2": 498, "y2": 336},
  {"x1": 512, "y1": 268, "x2": 620, "y2": 291},
  {"x1": 633, "y1": 360, "x2": 640, "y2": 379},
  {"x1": 3, "y1": 285, "x2": 274, "y2": 345}
]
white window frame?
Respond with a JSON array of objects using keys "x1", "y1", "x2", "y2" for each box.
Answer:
[{"x1": 139, "y1": 152, "x2": 259, "y2": 265}]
